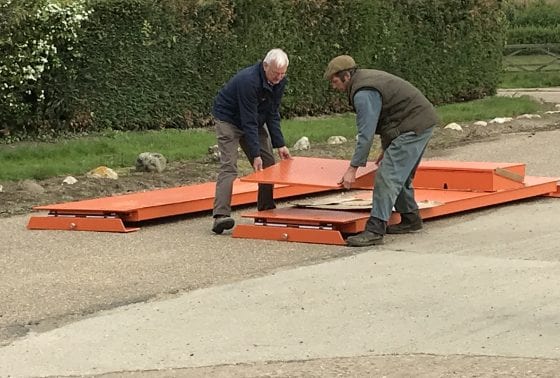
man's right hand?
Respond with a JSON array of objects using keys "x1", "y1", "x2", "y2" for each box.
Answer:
[
  {"x1": 338, "y1": 166, "x2": 358, "y2": 190},
  {"x1": 253, "y1": 156, "x2": 263, "y2": 171}
]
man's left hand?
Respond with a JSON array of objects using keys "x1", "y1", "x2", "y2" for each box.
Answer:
[{"x1": 277, "y1": 146, "x2": 292, "y2": 160}]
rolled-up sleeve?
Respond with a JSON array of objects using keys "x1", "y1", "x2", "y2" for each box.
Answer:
[{"x1": 350, "y1": 89, "x2": 382, "y2": 167}]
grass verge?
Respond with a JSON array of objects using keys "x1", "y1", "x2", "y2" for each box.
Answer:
[{"x1": 0, "y1": 96, "x2": 549, "y2": 181}]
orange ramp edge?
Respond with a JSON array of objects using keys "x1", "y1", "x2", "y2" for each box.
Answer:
[{"x1": 27, "y1": 215, "x2": 140, "y2": 233}]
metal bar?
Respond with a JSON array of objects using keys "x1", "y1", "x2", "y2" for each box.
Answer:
[
  {"x1": 505, "y1": 43, "x2": 560, "y2": 50},
  {"x1": 541, "y1": 182, "x2": 560, "y2": 198},
  {"x1": 232, "y1": 224, "x2": 347, "y2": 245},
  {"x1": 27, "y1": 215, "x2": 138, "y2": 233}
]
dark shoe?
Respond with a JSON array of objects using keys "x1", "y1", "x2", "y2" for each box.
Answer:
[
  {"x1": 346, "y1": 230, "x2": 384, "y2": 247},
  {"x1": 212, "y1": 216, "x2": 235, "y2": 234},
  {"x1": 387, "y1": 212, "x2": 423, "y2": 234}
]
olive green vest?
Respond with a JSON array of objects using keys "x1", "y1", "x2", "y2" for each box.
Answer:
[{"x1": 347, "y1": 69, "x2": 438, "y2": 148}]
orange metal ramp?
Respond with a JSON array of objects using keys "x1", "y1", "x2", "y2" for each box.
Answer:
[
  {"x1": 240, "y1": 157, "x2": 377, "y2": 189},
  {"x1": 242, "y1": 157, "x2": 528, "y2": 192},
  {"x1": 27, "y1": 180, "x2": 333, "y2": 233},
  {"x1": 233, "y1": 158, "x2": 560, "y2": 245}
]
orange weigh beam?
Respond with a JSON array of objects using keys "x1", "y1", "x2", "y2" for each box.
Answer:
[
  {"x1": 232, "y1": 176, "x2": 558, "y2": 245},
  {"x1": 31, "y1": 180, "x2": 332, "y2": 222},
  {"x1": 28, "y1": 180, "x2": 334, "y2": 232}
]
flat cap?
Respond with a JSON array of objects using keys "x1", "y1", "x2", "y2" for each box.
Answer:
[{"x1": 324, "y1": 55, "x2": 356, "y2": 79}]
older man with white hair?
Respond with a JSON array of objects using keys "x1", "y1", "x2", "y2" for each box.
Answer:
[{"x1": 211, "y1": 48, "x2": 292, "y2": 234}]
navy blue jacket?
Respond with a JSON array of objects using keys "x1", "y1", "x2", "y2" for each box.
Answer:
[{"x1": 212, "y1": 62, "x2": 287, "y2": 159}]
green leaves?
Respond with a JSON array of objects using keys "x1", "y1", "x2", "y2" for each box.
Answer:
[
  {"x1": 0, "y1": 0, "x2": 92, "y2": 135},
  {"x1": 0, "y1": 0, "x2": 506, "y2": 140}
]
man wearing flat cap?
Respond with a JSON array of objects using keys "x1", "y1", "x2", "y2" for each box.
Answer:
[{"x1": 324, "y1": 55, "x2": 438, "y2": 247}]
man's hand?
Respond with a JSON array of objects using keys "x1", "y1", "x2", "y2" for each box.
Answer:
[
  {"x1": 253, "y1": 156, "x2": 263, "y2": 171},
  {"x1": 277, "y1": 146, "x2": 292, "y2": 160},
  {"x1": 338, "y1": 166, "x2": 358, "y2": 190}
]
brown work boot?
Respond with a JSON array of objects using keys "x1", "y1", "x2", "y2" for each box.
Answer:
[
  {"x1": 212, "y1": 216, "x2": 235, "y2": 234},
  {"x1": 387, "y1": 211, "x2": 423, "y2": 234},
  {"x1": 346, "y1": 230, "x2": 384, "y2": 247}
]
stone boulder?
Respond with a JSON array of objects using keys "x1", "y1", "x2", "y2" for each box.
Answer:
[
  {"x1": 136, "y1": 152, "x2": 167, "y2": 173},
  {"x1": 293, "y1": 136, "x2": 310, "y2": 151}
]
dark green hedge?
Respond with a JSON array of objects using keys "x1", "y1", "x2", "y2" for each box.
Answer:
[
  {"x1": 508, "y1": 25, "x2": 560, "y2": 44},
  {"x1": 505, "y1": 0, "x2": 560, "y2": 28},
  {"x1": 505, "y1": 0, "x2": 560, "y2": 44},
  {"x1": 3, "y1": 0, "x2": 506, "y2": 135}
]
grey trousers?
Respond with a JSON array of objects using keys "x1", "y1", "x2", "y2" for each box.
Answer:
[
  {"x1": 212, "y1": 119, "x2": 276, "y2": 217},
  {"x1": 371, "y1": 126, "x2": 434, "y2": 222}
]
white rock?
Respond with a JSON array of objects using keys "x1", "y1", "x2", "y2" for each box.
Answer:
[
  {"x1": 473, "y1": 121, "x2": 488, "y2": 127},
  {"x1": 86, "y1": 166, "x2": 118, "y2": 180},
  {"x1": 555, "y1": 104, "x2": 560, "y2": 109},
  {"x1": 62, "y1": 176, "x2": 78, "y2": 185},
  {"x1": 207, "y1": 145, "x2": 220, "y2": 161},
  {"x1": 0, "y1": 185, "x2": 3, "y2": 193},
  {"x1": 327, "y1": 135, "x2": 347, "y2": 145},
  {"x1": 516, "y1": 113, "x2": 541, "y2": 120},
  {"x1": 489, "y1": 117, "x2": 513, "y2": 124},
  {"x1": 545, "y1": 110, "x2": 560, "y2": 114},
  {"x1": 136, "y1": 152, "x2": 167, "y2": 173},
  {"x1": 293, "y1": 136, "x2": 310, "y2": 151},
  {"x1": 444, "y1": 122, "x2": 463, "y2": 131}
]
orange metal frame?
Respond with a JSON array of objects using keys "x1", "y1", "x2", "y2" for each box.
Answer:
[
  {"x1": 27, "y1": 157, "x2": 559, "y2": 237},
  {"x1": 27, "y1": 180, "x2": 333, "y2": 233},
  {"x1": 233, "y1": 157, "x2": 560, "y2": 245}
]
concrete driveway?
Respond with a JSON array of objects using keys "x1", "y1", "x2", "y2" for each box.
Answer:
[
  {"x1": 1, "y1": 130, "x2": 560, "y2": 377},
  {"x1": 497, "y1": 87, "x2": 560, "y2": 104}
]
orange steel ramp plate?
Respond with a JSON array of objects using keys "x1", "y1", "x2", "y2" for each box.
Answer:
[
  {"x1": 232, "y1": 175, "x2": 559, "y2": 245},
  {"x1": 241, "y1": 157, "x2": 529, "y2": 192},
  {"x1": 233, "y1": 208, "x2": 370, "y2": 245},
  {"x1": 414, "y1": 161, "x2": 526, "y2": 192},
  {"x1": 241, "y1": 157, "x2": 377, "y2": 189},
  {"x1": 28, "y1": 179, "x2": 332, "y2": 233}
]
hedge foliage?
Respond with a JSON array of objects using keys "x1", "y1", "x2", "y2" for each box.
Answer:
[
  {"x1": 506, "y1": 0, "x2": 560, "y2": 44},
  {"x1": 508, "y1": 25, "x2": 560, "y2": 44},
  {"x1": 1, "y1": 0, "x2": 506, "y2": 138}
]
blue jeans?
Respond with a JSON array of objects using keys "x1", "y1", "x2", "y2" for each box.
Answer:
[{"x1": 371, "y1": 126, "x2": 434, "y2": 222}]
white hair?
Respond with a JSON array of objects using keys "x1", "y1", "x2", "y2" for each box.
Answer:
[{"x1": 263, "y1": 48, "x2": 289, "y2": 68}]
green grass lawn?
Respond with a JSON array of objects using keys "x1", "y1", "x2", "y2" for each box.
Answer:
[
  {"x1": 501, "y1": 54, "x2": 560, "y2": 88},
  {"x1": 0, "y1": 96, "x2": 549, "y2": 181}
]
